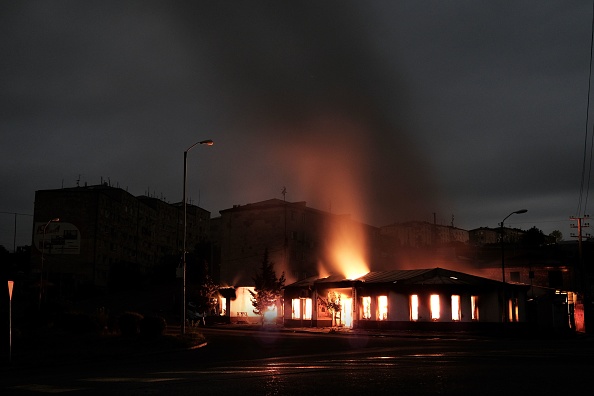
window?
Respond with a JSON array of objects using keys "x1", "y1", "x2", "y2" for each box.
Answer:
[
  {"x1": 410, "y1": 294, "x2": 419, "y2": 321},
  {"x1": 451, "y1": 295, "x2": 461, "y2": 321},
  {"x1": 508, "y1": 298, "x2": 519, "y2": 322},
  {"x1": 221, "y1": 298, "x2": 227, "y2": 316},
  {"x1": 510, "y1": 271, "x2": 520, "y2": 282},
  {"x1": 430, "y1": 294, "x2": 440, "y2": 321},
  {"x1": 292, "y1": 298, "x2": 312, "y2": 320},
  {"x1": 548, "y1": 270, "x2": 563, "y2": 289},
  {"x1": 362, "y1": 296, "x2": 371, "y2": 319},
  {"x1": 292, "y1": 299, "x2": 300, "y2": 319},
  {"x1": 303, "y1": 298, "x2": 312, "y2": 320},
  {"x1": 378, "y1": 295, "x2": 388, "y2": 320},
  {"x1": 471, "y1": 295, "x2": 479, "y2": 321}
]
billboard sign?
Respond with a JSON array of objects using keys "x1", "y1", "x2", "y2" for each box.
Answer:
[{"x1": 33, "y1": 222, "x2": 80, "y2": 255}]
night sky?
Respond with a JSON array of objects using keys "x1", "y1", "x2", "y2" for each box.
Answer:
[{"x1": 1, "y1": 1, "x2": 593, "y2": 250}]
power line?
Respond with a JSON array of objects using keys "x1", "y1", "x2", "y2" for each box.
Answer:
[{"x1": 577, "y1": 1, "x2": 594, "y2": 217}]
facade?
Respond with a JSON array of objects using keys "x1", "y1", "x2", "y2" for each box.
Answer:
[
  {"x1": 469, "y1": 227, "x2": 525, "y2": 245},
  {"x1": 32, "y1": 184, "x2": 210, "y2": 294},
  {"x1": 283, "y1": 267, "x2": 574, "y2": 332},
  {"x1": 380, "y1": 221, "x2": 469, "y2": 248},
  {"x1": 216, "y1": 199, "x2": 383, "y2": 287}
]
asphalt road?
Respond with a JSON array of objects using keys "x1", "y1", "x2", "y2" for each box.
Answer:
[{"x1": 2, "y1": 328, "x2": 593, "y2": 395}]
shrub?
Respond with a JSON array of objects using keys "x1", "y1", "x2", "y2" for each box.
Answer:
[
  {"x1": 118, "y1": 312, "x2": 144, "y2": 337},
  {"x1": 139, "y1": 316, "x2": 167, "y2": 338}
]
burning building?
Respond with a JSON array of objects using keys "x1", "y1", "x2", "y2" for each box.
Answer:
[{"x1": 283, "y1": 267, "x2": 569, "y2": 332}]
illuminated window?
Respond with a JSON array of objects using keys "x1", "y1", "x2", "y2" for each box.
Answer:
[
  {"x1": 410, "y1": 294, "x2": 419, "y2": 321},
  {"x1": 451, "y1": 295, "x2": 461, "y2": 321},
  {"x1": 378, "y1": 295, "x2": 388, "y2": 320},
  {"x1": 292, "y1": 298, "x2": 312, "y2": 320},
  {"x1": 303, "y1": 298, "x2": 312, "y2": 320},
  {"x1": 508, "y1": 298, "x2": 519, "y2": 322},
  {"x1": 430, "y1": 294, "x2": 440, "y2": 321},
  {"x1": 362, "y1": 296, "x2": 371, "y2": 319},
  {"x1": 292, "y1": 299, "x2": 300, "y2": 319},
  {"x1": 221, "y1": 297, "x2": 227, "y2": 316},
  {"x1": 471, "y1": 295, "x2": 479, "y2": 321}
]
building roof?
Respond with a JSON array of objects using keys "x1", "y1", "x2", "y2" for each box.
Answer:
[{"x1": 285, "y1": 267, "x2": 509, "y2": 289}]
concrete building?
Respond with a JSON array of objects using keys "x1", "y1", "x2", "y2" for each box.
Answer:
[
  {"x1": 380, "y1": 221, "x2": 469, "y2": 248},
  {"x1": 32, "y1": 184, "x2": 210, "y2": 295},
  {"x1": 469, "y1": 227, "x2": 525, "y2": 245},
  {"x1": 216, "y1": 198, "x2": 383, "y2": 287}
]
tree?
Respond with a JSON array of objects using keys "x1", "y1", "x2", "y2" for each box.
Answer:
[
  {"x1": 318, "y1": 291, "x2": 342, "y2": 327},
  {"x1": 197, "y1": 260, "x2": 220, "y2": 316},
  {"x1": 249, "y1": 249, "x2": 285, "y2": 324},
  {"x1": 521, "y1": 226, "x2": 547, "y2": 247},
  {"x1": 549, "y1": 230, "x2": 563, "y2": 243}
]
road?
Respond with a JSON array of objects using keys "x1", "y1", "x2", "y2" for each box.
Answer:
[{"x1": 3, "y1": 328, "x2": 593, "y2": 395}]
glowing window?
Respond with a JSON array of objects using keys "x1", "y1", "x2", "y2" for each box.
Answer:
[
  {"x1": 362, "y1": 296, "x2": 371, "y2": 319},
  {"x1": 303, "y1": 298, "x2": 312, "y2": 320},
  {"x1": 221, "y1": 297, "x2": 227, "y2": 316},
  {"x1": 451, "y1": 295, "x2": 461, "y2": 321},
  {"x1": 430, "y1": 294, "x2": 440, "y2": 321},
  {"x1": 291, "y1": 299, "x2": 300, "y2": 319},
  {"x1": 378, "y1": 295, "x2": 388, "y2": 320},
  {"x1": 471, "y1": 295, "x2": 479, "y2": 321},
  {"x1": 410, "y1": 294, "x2": 419, "y2": 321},
  {"x1": 508, "y1": 298, "x2": 519, "y2": 322}
]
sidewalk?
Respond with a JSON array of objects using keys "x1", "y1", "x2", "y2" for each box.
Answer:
[
  {"x1": 200, "y1": 322, "x2": 494, "y2": 339},
  {"x1": 204, "y1": 322, "x2": 591, "y2": 340}
]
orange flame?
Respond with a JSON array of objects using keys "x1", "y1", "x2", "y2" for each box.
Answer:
[{"x1": 323, "y1": 215, "x2": 370, "y2": 279}]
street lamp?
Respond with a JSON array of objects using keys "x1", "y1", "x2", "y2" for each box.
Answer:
[
  {"x1": 500, "y1": 209, "x2": 527, "y2": 323},
  {"x1": 39, "y1": 217, "x2": 60, "y2": 309},
  {"x1": 182, "y1": 139, "x2": 213, "y2": 334}
]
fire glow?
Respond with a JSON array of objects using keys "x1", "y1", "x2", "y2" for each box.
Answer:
[{"x1": 323, "y1": 216, "x2": 370, "y2": 280}]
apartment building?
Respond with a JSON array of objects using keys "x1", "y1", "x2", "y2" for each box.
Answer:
[
  {"x1": 32, "y1": 184, "x2": 210, "y2": 294},
  {"x1": 380, "y1": 221, "x2": 469, "y2": 248},
  {"x1": 216, "y1": 199, "x2": 383, "y2": 287}
]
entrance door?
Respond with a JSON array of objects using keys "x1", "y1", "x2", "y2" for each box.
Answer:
[{"x1": 343, "y1": 298, "x2": 353, "y2": 328}]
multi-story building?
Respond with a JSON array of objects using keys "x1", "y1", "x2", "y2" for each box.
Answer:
[
  {"x1": 469, "y1": 227, "x2": 525, "y2": 245},
  {"x1": 380, "y1": 221, "x2": 469, "y2": 248},
  {"x1": 32, "y1": 184, "x2": 210, "y2": 295},
  {"x1": 216, "y1": 199, "x2": 384, "y2": 287}
]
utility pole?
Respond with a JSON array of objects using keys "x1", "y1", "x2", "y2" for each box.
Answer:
[
  {"x1": 570, "y1": 215, "x2": 591, "y2": 333},
  {"x1": 282, "y1": 187, "x2": 287, "y2": 271},
  {"x1": 0, "y1": 211, "x2": 33, "y2": 253}
]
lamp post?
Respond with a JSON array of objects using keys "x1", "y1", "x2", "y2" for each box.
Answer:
[
  {"x1": 500, "y1": 209, "x2": 527, "y2": 323},
  {"x1": 182, "y1": 139, "x2": 213, "y2": 334},
  {"x1": 39, "y1": 218, "x2": 59, "y2": 309}
]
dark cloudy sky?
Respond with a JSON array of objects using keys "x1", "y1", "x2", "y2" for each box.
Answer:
[{"x1": 1, "y1": 1, "x2": 593, "y2": 249}]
